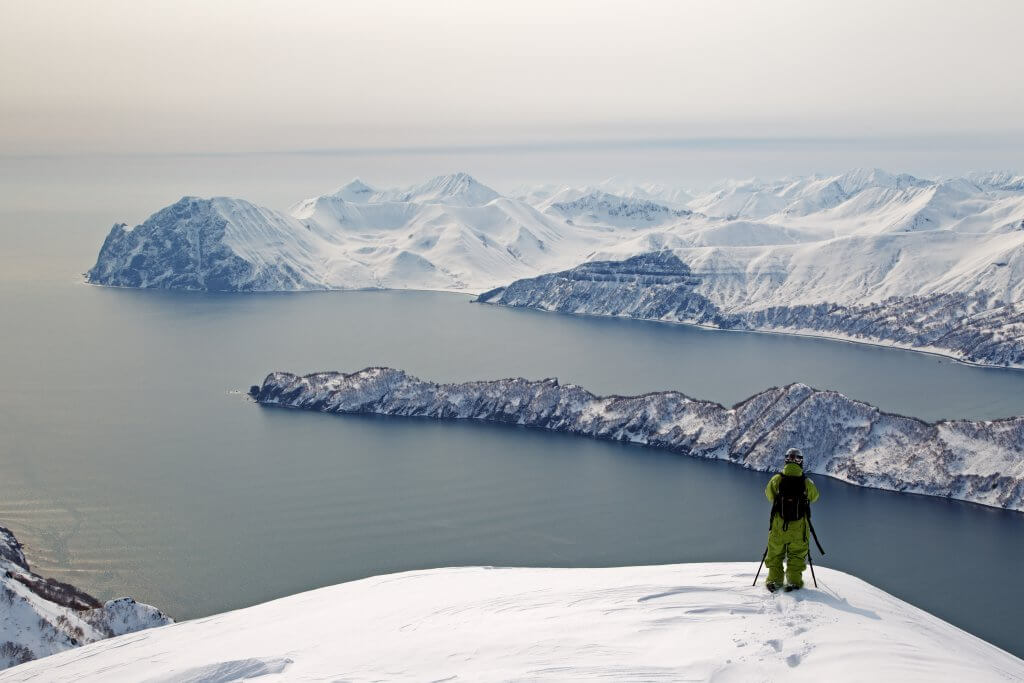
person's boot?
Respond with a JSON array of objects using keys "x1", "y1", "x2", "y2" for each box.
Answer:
[
  {"x1": 766, "y1": 581, "x2": 780, "y2": 593},
  {"x1": 783, "y1": 584, "x2": 802, "y2": 592}
]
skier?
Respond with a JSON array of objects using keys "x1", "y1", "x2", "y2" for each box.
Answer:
[{"x1": 763, "y1": 447, "x2": 819, "y2": 592}]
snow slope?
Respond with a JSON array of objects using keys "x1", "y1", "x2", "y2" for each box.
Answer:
[
  {"x1": 3, "y1": 563, "x2": 1021, "y2": 682},
  {"x1": 0, "y1": 526, "x2": 171, "y2": 670}
]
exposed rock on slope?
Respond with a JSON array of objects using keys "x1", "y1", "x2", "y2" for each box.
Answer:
[
  {"x1": 0, "y1": 527, "x2": 171, "y2": 670},
  {"x1": 86, "y1": 197, "x2": 333, "y2": 291},
  {"x1": 251, "y1": 367, "x2": 1024, "y2": 512},
  {"x1": 476, "y1": 252, "x2": 730, "y2": 327}
]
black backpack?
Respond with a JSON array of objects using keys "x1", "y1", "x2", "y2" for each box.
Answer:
[{"x1": 771, "y1": 473, "x2": 809, "y2": 529}]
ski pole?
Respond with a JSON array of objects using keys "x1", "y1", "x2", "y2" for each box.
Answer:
[
  {"x1": 808, "y1": 519, "x2": 825, "y2": 555},
  {"x1": 752, "y1": 545, "x2": 768, "y2": 587},
  {"x1": 807, "y1": 547, "x2": 818, "y2": 588}
]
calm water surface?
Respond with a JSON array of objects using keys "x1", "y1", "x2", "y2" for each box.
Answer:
[{"x1": 1, "y1": 201, "x2": 1024, "y2": 657}]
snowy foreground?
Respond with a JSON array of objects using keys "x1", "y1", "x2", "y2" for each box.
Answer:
[
  {"x1": 3, "y1": 563, "x2": 1021, "y2": 682},
  {"x1": 86, "y1": 169, "x2": 1024, "y2": 367},
  {"x1": 253, "y1": 368, "x2": 1024, "y2": 512},
  {"x1": 0, "y1": 527, "x2": 170, "y2": 670}
]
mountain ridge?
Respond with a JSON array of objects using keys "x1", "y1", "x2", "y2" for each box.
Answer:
[{"x1": 250, "y1": 366, "x2": 1024, "y2": 511}]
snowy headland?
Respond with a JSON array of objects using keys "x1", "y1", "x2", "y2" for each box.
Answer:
[
  {"x1": 251, "y1": 368, "x2": 1024, "y2": 512},
  {"x1": 0, "y1": 526, "x2": 170, "y2": 670},
  {"x1": 86, "y1": 169, "x2": 1024, "y2": 367},
  {"x1": 2, "y1": 563, "x2": 1021, "y2": 682}
]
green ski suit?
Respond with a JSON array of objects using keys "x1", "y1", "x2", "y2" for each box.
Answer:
[{"x1": 764, "y1": 462, "x2": 820, "y2": 588}]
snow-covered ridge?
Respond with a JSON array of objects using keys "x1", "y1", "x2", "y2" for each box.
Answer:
[
  {"x1": 86, "y1": 168, "x2": 1024, "y2": 294},
  {"x1": 478, "y1": 252, "x2": 1024, "y2": 368},
  {"x1": 546, "y1": 190, "x2": 693, "y2": 228},
  {"x1": 251, "y1": 368, "x2": 1024, "y2": 512},
  {"x1": 3, "y1": 563, "x2": 1020, "y2": 682},
  {"x1": 0, "y1": 526, "x2": 171, "y2": 670},
  {"x1": 87, "y1": 173, "x2": 620, "y2": 293}
]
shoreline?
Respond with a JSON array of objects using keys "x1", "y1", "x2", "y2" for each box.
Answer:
[{"x1": 475, "y1": 299, "x2": 1024, "y2": 373}]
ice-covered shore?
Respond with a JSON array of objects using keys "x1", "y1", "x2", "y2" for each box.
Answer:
[
  {"x1": 3, "y1": 563, "x2": 1021, "y2": 681},
  {"x1": 252, "y1": 367, "x2": 1024, "y2": 512}
]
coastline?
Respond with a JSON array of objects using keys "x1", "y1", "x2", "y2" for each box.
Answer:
[{"x1": 475, "y1": 299, "x2": 1024, "y2": 372}]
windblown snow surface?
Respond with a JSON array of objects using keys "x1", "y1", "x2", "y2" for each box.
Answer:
[
  {"x1": 0, "y1": 526, "x2": 171, "y2": 670},
  {"x1": 3, "y1": 564, "x2": 1021, "y2": 682},
  {"x1": 252, "y1": 368, "x2": 1024, "y2": 512},
  {"x1": 87, "y1": 169, "x2": 1024, "y2": 366}
]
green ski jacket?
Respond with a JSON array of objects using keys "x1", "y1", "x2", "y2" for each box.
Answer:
[{"x1": 765, "y1": 462, "x2": 820, "y2": 506}]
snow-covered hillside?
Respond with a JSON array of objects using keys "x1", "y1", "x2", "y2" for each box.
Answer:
[
  {"x1": 3, "y1": 563, "x2": 1020, "y2": 682},
  {"x1": 252, "y1": 367, "x2": 1024, "y2": 512},
  {"x1": 0, "y1": 526, "x2": 171, "y2": 670}
]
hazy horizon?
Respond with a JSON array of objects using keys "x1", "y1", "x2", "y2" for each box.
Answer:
[
  {"x1": 3, "y1": 0, "x2": 1023, "y2": 159},
  {"x1": 3, "y1": 1, "x2": 1023, "y2": 210}
]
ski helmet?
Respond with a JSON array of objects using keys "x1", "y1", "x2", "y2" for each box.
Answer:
[{"x1": 785, "y1": 447, "x2": 803, "y2": 465}]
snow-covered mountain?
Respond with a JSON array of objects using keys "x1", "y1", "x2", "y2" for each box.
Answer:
[
  {"x1": 87, "y1": 173, "x2": 637, "y2": 293},
  {"x1": 480, "y1": 169, "x2": 1024, "y2": 367},
  {"x1": 0, "y1": 526, "x2": 170, "y2": 670},
  {"x1": 87, "y1": 169, "x2": 1024, "y2": 294},
  {"x1": 544, "y1": 190, "x2": 692, "y2": 228},
  {"x1": 87, "y1": 169, "x2": 1024, "y2": 364},
  {"x1": 251, "y1": 367, "x2": 1024, "y2": 512},
  {"x1": 6, "y1": 563, "x2": 1019, "y2": 681}
]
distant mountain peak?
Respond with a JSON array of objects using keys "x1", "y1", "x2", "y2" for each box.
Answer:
[
  {"x1": 390, "y1": 172, "x2": 500, "y2": 206},
  {"x1": 327, "y1": 178, "x2": 376, "y2": 202},
  {"x1": 966, "y1": 170, "x2": 1024, "y2": 191},
  {"x1": 341, "y1": 177, "x2": 374, "y2": 193},
  {"x1": 833, "y1": 167, "x2": 927, "y2": 194}
]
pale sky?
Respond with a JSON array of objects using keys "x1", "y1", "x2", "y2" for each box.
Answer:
[{"x1": 1, "y1": 0, "x2": 1023, "y2": 156}]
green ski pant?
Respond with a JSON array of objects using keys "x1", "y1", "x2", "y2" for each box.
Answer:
[{"x1": 765, "y1": 516, "x2": 809, "y2": 587}]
